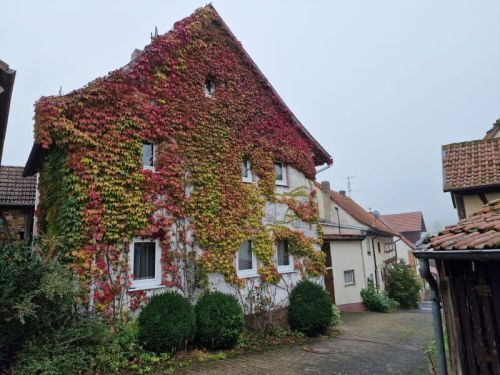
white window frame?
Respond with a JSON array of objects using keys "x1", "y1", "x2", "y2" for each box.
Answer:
[
  {"x1": 344, "y1": 269, "x2": 355, "y2": 286},
  {"x1": 129, "y1": 238, "x2": 162, "y2": 290},
  {"x1": 142, "y1": 143, "x2": 156, "y2": 171},
  {"x1": 274, "y1": 162, "x2": 288, "y2": 186},
  {"x1": 236, "y1": 240, "x2": 258, "y2": 278},
  {"x1": 276, "y1": 240, "x2": 294, "y2": 273},
  {"x1": 241, "y1": 160, "x2": 252, "y2": 183},
  {"x1": 204, "y1": 79, "x2": 215, "y2": 97}
]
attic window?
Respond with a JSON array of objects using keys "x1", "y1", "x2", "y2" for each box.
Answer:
[{"x1": 204, "y1": 78, "x2": 215, "y2": 97}]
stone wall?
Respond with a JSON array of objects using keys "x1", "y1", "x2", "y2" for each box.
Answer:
[{"x1": 0, "y1": 207, "x2": 33, "y2": 241}]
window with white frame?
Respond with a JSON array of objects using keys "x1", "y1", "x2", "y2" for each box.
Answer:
[
  {"x1": 241, "y1": 159, "x2": 252, "y2": 183},
  {"x1": 344, "y1": 270, "x2": 355, "y2": 285},
  {"x1": 274, "y1": 162, "x2": 287, "y2": 185},
  {"x1": 276, "y1": 240, "x2": 293, "y2": 272},
  {"x1": 142, "y1": 143, "x2": 155, "y2": 170},
  {"x1": 130, "y1": 239, "x2": 161, "y2": 289},
  {"x1": 236, "y1": 240, "x2": 257, "y2": 277}
]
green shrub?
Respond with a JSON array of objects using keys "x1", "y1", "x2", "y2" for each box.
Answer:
[
  {"x1": 288, "y1": 280, "x2": 333, "y2": 336},
  {"x1": 331, "y1": 304, "x2": 341, "y2": 326},
  {"x1": 14, "y1": 315, "x2": 107, "y2": 375},
  {"x1": 385, "y1": 260, "x2": 421, "y2": 308},
  {"x1": 195, "y1": 292, "x2": 244, "y2": 350},
  {"x1": 360, "y1": 280, "x2": 399, "y2": 312},
  {"x1": 0, "y1": 242, "x2": 76, "y2": 368},
  {"x1": 138, "y1": 292, "x2": 196, "y2": 353},
  {"x1": 94, "y1": 319, "x2": 139, "y2": 373}
]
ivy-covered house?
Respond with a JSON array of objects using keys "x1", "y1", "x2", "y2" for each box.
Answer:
[{"x1": 23, "y1": 5, "x2": 332, "y2": 317}]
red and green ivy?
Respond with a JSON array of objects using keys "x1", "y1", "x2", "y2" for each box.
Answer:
[{"x1": 34, "y1": 6, "x2": 331, "y2": 316}]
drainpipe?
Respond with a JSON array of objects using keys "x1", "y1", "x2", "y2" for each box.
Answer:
[
  {"x1": 419, "y1": 258, "x2": 447, "y2": 375},
  {"x1": 371, "y1": 237, "x2": 379, "y2": 290}
]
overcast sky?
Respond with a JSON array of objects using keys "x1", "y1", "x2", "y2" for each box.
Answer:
[{"x1": 1, "y1": 0, "x2": 499, "y2": 233}]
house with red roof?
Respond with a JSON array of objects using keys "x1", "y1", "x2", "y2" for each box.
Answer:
[
  {"x1": 316, "y1": 181, "x2": 398, "y2": 311},
  {"x1": 22, "y1": 5, "x2": 332, "y2": 317},
  {"x1": 381, "y1": 211, "x2": 427, "y2": 273},
  {"x1": 442, "y1": 120, "x2": 500, "y2": 220}
]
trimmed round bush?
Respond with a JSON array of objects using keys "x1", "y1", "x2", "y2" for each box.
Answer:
[
  {"x1": 138, "y1": 292, "x2": 196, "y2": 353},
  {"x1": 288, "y1": 280, "x2": 333, "y2": 336},
  {"x1": 195, "y1": 292, "x2": 244, "y2": 350}
]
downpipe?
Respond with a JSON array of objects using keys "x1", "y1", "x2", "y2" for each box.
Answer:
[{"x1": 419, "y1": 258, "x2": 447, "y2": 375}]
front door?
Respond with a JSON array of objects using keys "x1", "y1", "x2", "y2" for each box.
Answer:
[{"x1": 322, "y1": 241, "x2": 335, "y2": 303}]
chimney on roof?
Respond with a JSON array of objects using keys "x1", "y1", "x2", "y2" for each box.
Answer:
[
  {"x1": 320, "y1": 181, "x2": 330, "y2": 193},
  {"x1": 339, "y1": 190, "x2": 346, "y2": 196},
  {"x1": 131, "y1": 49, "x2": 143, "y2": 61}
]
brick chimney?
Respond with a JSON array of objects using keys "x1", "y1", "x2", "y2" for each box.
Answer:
[
  {"x1": 339, "y1": 190, "x2": 346, "y2": 196},
  {"x1": 319, "y1": 181, "x2": 333, "y2": 222}
]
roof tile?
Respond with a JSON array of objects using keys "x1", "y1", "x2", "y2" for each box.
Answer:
[{"x1": 0, "y1": 166, "x2": 36, "y2": 206}]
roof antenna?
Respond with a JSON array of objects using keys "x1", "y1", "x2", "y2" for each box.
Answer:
[
  {"x1": 58, "y1": 86, "x2": 63, "y2": 96},
  {"x1": 151, "y1": 26, "x2": 158, "y2": 41}
]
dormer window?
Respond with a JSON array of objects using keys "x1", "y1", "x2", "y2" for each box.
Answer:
[
  {"x1": 142, "y1": 143, "x2": 155, "y2": 170},
  {"x1": 204, "y1": 78, "x2": 215, "y2": 97},
  {"x1": 241, "y1": 159, "x2": 252, "y2": 183},
  {"x1": 274, "y1": 162, "x2": 287, "y2": 185}
]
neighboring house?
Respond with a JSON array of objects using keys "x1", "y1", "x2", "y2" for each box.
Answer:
[
  {"x1": 23, "y1": 5, "x2": 332, "y2": 317},
  {"x1": 381, "y1": 211, "x2": 427, "y2": 272},
  {"x1": 0, "y1": 166, "x2": 36, "y2": 241},
  {"x1": 316, "y1": 181, "x2": 397, "y2": 311},
  {"x1": 0, "y1": 60, "x2": 16, "y2": 166},
  {"x1": 442, "y1": 121, "x2": 500, "y2": 220}
]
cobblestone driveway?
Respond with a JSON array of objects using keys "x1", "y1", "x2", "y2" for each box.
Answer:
[{"x1": 177, "y1": 308, "x2": 433, "y2": 375}]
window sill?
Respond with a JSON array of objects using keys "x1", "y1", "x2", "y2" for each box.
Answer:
[
  {"x1": 242, "y1": 179, "x2": 253, "y2": 184},
  {"x1": 237, "y1": 272, "x2": 259, "y2": 279},
  {"x1": 129, "y1": 283, "x2": 164, "y2": 292},
  {"x1": 277, "y1": 267, "x2": 295, "y2": 274},
  {"x1": 344, "y1": 283, "x2": 356, "y2": 287},
  {"x1": 275, "y1": 182, "x2": 289, "y2": 187}
]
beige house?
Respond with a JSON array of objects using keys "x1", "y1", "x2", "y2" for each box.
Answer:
[
  {"x1": 442, "y1": 119, "x2": 500, "y2": 220},
  {"x1": 316, "y1": 182, "x2": 397, "y2": 311}
]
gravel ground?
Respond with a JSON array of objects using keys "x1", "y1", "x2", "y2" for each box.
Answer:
[{"x1": 175, "y1": 308, "x2": 434, "y2": 375}]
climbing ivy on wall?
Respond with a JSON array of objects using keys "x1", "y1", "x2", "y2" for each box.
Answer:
[{"x1": 34, "y1": 6, "x2": 331, "y2": 316}]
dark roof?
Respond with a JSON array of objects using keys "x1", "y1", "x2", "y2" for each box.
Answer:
[
  {"x1": 24, "y1": 4, "x2": 332, "y2": 177},
  {"x1": 381, "y1": 211, "x2": 426, "y2": 233},
  {"x1": 0, "y1": 166, "x2": 36, "y2": 206},
  {"x1": 323, "y1": 233, "x2": 366, "y2": 241},
  {"x1": 330, "y1": 191, "x2": 397, "y2": 236},
  {"x1": 0, "y1": 60, "x2": 16, "y2": 166},
  {"x1": 430, "y1": 199, "x2": 500, "y2": 250},
  {"x1": 442, "y1": 137, "x2": 499, "y2": 192},
  {"x1": 484, "y1": 119, "x2": 500, "y2": 140}
]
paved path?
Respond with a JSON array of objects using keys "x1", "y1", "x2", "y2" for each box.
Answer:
[{"x1": 176, "y1": 308, "x2": 433, "y2": 375}]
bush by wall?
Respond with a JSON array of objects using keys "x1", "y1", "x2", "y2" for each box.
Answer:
[
  {"x1": 195, "y1": 292, "x2": 244, "y2": 350},
  {"x1": 360, "y1": 280, "x2": 399, "y2": 312},
  {"x1": 288, "y1": 280, "x2": 332, "y2": 336},
  {"x1": 385, "y1": 260, "x2": 421, "y2": 308},
  {"x1": 0, "y1": 241, "x2": 76, "y2": 368},
  {"x1": 331, "y1": 304, "x2": 341, "y2": 326},
  {"x1": 138, "y1": 292, "x2": 196, "y2": 353}
]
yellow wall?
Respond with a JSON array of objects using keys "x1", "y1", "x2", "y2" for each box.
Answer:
[{"x1": 463, "y1": 192, "x2": 500, "y2": 218}]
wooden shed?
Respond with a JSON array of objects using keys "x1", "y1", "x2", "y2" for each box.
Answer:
[{"x1": 415, "y1": 200, "x2": 500, "y2": 375}]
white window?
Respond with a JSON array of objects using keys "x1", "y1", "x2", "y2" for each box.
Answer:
[
  {"x1": 129, "y1": 239, "x2": 161, "y2": 290},
  {"x1": 276, "y1": 240, "x2": 293, "y2": 273},
  {"x1": 344, "y1": 270, "x2": 355, "y2": 285},
  {"x1": 204, "y1": 79, "x2": 215, "y2": 97},
  {"x1": 274, "y1": 162, "x2": 287, "y2": 185},
  {"x1": 142, "y1": 143, "x2": 155, "y2": 170},
  {"x1": 241, "y1": 160, "x2": 252, "y2": 183},
  {"x1": 236, "y1": 240, "x2": 257, "y2": 277}
]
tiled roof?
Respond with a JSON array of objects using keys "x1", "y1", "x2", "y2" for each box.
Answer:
[
  {"x1": 430, "y1": 200, "x2": 500, "y2": 250},
  {"x1": 442, "y1": 137, "x2": 500, "y2": 192},
  {"x1": 0, "y1": 166, "x2": 36, "y2": 206},
  {"x1": 330, "y1": 191, "x2": 397, "y2": 236},
  {"x1": 484, "y1": 119, "x2": 500, "y2": 140},
  {"x1": 381, "y1": 212, "x2": 426, "y2": 233}
]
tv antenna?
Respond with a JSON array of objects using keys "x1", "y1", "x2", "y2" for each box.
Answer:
[{"x1": 346, "y1": 176, "x2": 355, "y2": 197}]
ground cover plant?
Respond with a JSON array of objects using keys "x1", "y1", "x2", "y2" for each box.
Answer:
[{"x1": 360, "y1": 280, "x2": 399, "y2": 312}]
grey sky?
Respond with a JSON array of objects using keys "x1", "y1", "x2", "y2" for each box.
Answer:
[{"x1": 1, "y1": 0, "x2": 499, "y2": 232}]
